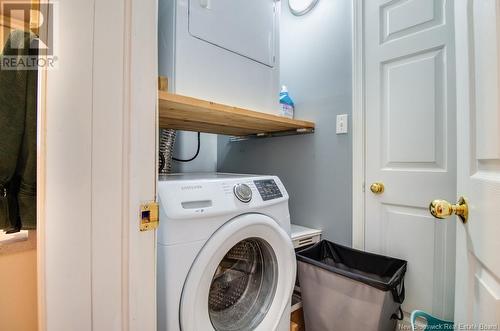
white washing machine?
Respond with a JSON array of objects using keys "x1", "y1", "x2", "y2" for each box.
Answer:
[{"x1": 157, "y1": 173, "x2": 296, "y2": 331}]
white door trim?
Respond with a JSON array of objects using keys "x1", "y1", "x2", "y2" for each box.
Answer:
[
  {"x1": 38, "y1": 0, "x2": 158, "y2": 329},
  {"x1": 351, "y1": 0, "x2": 365, "y2": 250},
  {"x1": 125, "y1": 0, "x2": 158, "y2": 328}
]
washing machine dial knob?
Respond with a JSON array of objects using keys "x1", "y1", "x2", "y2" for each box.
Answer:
[{"x1": 233, "y1": 183, "x2": 252, "y2": 203}]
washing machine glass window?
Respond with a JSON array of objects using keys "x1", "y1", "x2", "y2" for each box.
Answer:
[{"x1": 208, "y1": 238, "x2": 278, "y2": 331}]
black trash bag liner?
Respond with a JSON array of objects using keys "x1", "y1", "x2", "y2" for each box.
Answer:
[{"x1": 296, "y1": 240, "x2": 407, "y2": 303}]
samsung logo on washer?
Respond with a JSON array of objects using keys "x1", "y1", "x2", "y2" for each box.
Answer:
[{"x1": 181, "y1": 185, "x2": 203, "y2": 190}]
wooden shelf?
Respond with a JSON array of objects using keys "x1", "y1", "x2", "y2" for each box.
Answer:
[{"x1": 158, "y1": 91, "x2": 315, "y2": 137}]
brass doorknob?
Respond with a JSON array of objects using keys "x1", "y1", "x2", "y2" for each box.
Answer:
[
  {"x1": 370, "y1": 182, "x2": 385, "y2": 194},
  {"x1": 429, "y1": 196, "x2": 468, "y2": 224}
]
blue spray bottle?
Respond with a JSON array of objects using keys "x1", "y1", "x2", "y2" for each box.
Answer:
[{"x1": 279, "y1": 85, "x2": 294, "y2": 119}]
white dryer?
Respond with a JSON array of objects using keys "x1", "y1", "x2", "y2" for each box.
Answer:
[
  {"x1": 158, "y1": 0, "x2": 280, "y2": 114},
  {"x1": 158, "y1": 0, "x2": 280, "y2": 173},
  {"x1": 157, "y1": 173, "x2": 296, "y2": 331}
]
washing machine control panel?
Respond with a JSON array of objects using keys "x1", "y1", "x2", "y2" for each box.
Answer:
[
  {"x1": 233, "y1": 183, "x2": 253, "y2": 203},
  {"x1": 254, "y1": 179, "x2": 283, "y2": 201}
]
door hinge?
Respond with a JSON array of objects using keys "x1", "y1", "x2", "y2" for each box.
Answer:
[{"x1": 140, "y1": 201, "x2": 159, "y2": 232}]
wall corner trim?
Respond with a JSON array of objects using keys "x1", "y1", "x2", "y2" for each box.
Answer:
[{"x1": 352, "y1": 0, "x2": 365, "y2": 250}]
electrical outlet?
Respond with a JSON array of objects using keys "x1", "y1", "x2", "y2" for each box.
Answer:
[{"x1": 336, "y1": 114, "x2": 348, "y2": 134}]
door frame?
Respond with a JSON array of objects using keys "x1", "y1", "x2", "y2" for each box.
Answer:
[
  {"x1": 351, "y1": 0, "x2": 365, "y2": 250},
  {"x1": 37, "y1": 0, "x2": 158, "y2": 329}
]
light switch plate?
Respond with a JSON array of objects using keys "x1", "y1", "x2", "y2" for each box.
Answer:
[{"x1": 336, "y1": 114, "x2": 348, "y2": 134}]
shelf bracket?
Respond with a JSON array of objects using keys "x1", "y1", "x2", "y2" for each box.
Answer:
[{"x1": 229, "y1": 128, "x2": 315, "y2": 142}]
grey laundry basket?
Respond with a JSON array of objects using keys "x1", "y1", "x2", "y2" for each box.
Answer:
[{"x1": 296, "y1": 240, "x2": 407, "y2": 331}]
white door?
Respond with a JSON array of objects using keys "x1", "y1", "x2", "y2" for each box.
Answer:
[
  {"x1": 364, "y1": 0, "x2": 456, "y2": 318},
  {"x1": 40, "y1": 0, "x2": 157, "y2": 329},
  {"x1": 452, "y1": 0, "x2": 500, "y2": 325},
  {"x1": 180, "y1": 214, "x2": 296, "y2": 331}
]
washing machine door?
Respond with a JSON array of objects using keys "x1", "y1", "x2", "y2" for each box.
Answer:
[
  {"x1": 180, "y1": 214, "x2": 296, "y2": 331},
  {"x1": 188, "y1": 0, "x2": 277, "y2": 67}
]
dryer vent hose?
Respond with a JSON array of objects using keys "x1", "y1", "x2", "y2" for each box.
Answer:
[{"x1": 159, "y1": 128, "x2": 177, "y2": 174}]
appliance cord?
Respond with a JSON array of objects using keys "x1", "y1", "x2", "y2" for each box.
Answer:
[{"x1": 173, "y1": 132, "x2": 201, "y2": 162}]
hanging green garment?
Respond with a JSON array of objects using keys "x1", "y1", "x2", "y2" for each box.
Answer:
[{"x1": 0, "y1": 30, "x2": 38, "y2": 232}]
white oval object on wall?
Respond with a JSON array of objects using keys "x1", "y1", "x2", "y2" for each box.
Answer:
[{"x1": 288, "y1": 0, "x2": 320, "y2": 16}]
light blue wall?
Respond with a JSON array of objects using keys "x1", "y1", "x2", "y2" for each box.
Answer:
[
  {"x1": 218, "y1": 0, "x2": 353, "y2": 244},
  {"x1": 172, "y1": 132, "x2": 217, "y2": 173}
]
